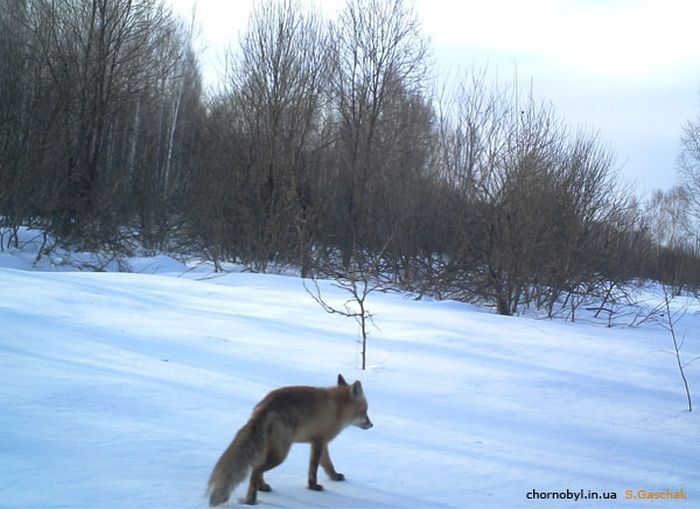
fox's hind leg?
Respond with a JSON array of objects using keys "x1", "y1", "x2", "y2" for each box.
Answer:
[
  {"x1": 244, "y1": 431, "x2": 292, "y2": 504},
  {"x1": 245, "y1": 467, "x2": 263, "y2": 505},
  {"x1": 244, "y1": 459, "x2": 284, "y2": 504},
  {"x1": 256, "y1": 472, "x2": 271, "y2": 492}
]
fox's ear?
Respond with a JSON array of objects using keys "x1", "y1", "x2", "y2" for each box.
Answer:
[
  {"x1": 351, "y1": 380, "x2": 363, "y2": 400},
  {"x1": 337, "y1": 374, "x2": 348, "y2": 386}
]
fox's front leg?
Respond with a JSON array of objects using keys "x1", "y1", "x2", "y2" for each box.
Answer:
[
  {"x1": 308, "y1": 439, "x2": 326, "y2": 491},
  {"x1": 321, "y1": 443, "x2": 344, "y2": 481}
]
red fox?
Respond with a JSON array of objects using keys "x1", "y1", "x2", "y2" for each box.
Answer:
[{"x1": 207, "y1": 374, "x2": 373, "y2": 506}]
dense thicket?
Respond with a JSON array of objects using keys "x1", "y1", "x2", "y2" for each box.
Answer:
[
  {"x1": 0, "y1": 0, "x2": 203, "y2": 250},
  {"x1": 2, "y1": 0, "x2": 699, "y2": 313}
]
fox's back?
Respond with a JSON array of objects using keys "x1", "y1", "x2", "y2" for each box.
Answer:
[{"x1": 254, "y1": 385, "x2": 350, "y2": 443}]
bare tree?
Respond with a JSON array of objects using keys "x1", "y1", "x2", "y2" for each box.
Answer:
[
  {"x1": 645, "y1": 187, "x2": 700, "y2": 292},
  {"x1": 328, "y1": 0, "x2": 429, "y2": 264},
  {"x1": 0, "y1": 0, "x2": 34, "y2": 230},
  {"x1": 679, "y1": 115, "x2": 700, "y2": 223},
  {"x1": 432, "y1": 72, "x2": 628, "y2": 315},
  {"x1": 304, "y1": 249, "x2": 392, "y2": 370},
  {"x1": 217, "y1": 0, "x2": 328, "y2": 272},
  {"x1": 660, "y1": 286, "x2": 695, "y2": 412}
]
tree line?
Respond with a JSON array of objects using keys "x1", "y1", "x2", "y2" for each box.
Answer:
[{"x1": 2, "y1": 0, "x2": 699, "y2": 315}]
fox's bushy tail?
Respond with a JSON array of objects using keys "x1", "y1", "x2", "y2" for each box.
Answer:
[{"x1": 207, "y1": 413, "x2": 269, "y2": 506}]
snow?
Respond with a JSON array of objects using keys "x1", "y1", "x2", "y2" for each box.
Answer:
[{"x1": 1, "y1": 231, "x2": 699, "y2": 508}]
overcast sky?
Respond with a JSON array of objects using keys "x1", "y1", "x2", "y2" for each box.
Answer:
[{"x1": 170, "y1": 0, "x2": 700, "y2": 197}]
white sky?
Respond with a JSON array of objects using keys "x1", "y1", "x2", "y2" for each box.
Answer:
[{"x1": 170, "y1": 0, "x2": 700, "y2": 197}]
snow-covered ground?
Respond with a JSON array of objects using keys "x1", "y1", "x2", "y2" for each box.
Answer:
[{"x1": 1, "y1": 229, "x2": 699, "y2": 508}]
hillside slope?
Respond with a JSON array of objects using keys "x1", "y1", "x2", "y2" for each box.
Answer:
[{"x1": 1, "y1": 262, "x2": 698, "y2": 508}]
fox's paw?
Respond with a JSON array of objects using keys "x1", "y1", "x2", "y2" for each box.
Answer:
[
  {"x1": 257, "y1": 481, "x2": 272, "y2": 492},
  {"x1": 308, "y1": 480, "x2": 324, "y2": 491},
  {"x1": 330, "y1": 472, "x2": 345, "y2": 481}
]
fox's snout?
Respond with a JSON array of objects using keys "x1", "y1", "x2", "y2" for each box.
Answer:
[{"x1": 355, "y1": 413, "x2": 373, "y2": 430}]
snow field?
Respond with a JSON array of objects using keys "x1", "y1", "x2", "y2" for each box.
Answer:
[{"x1": 1, "y1": 244, "x2": 699, "y2": 508}]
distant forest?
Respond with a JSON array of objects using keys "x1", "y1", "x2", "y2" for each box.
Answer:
[{"x1": 2, "y1": 0, "x2": 700, "y2": 315}]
